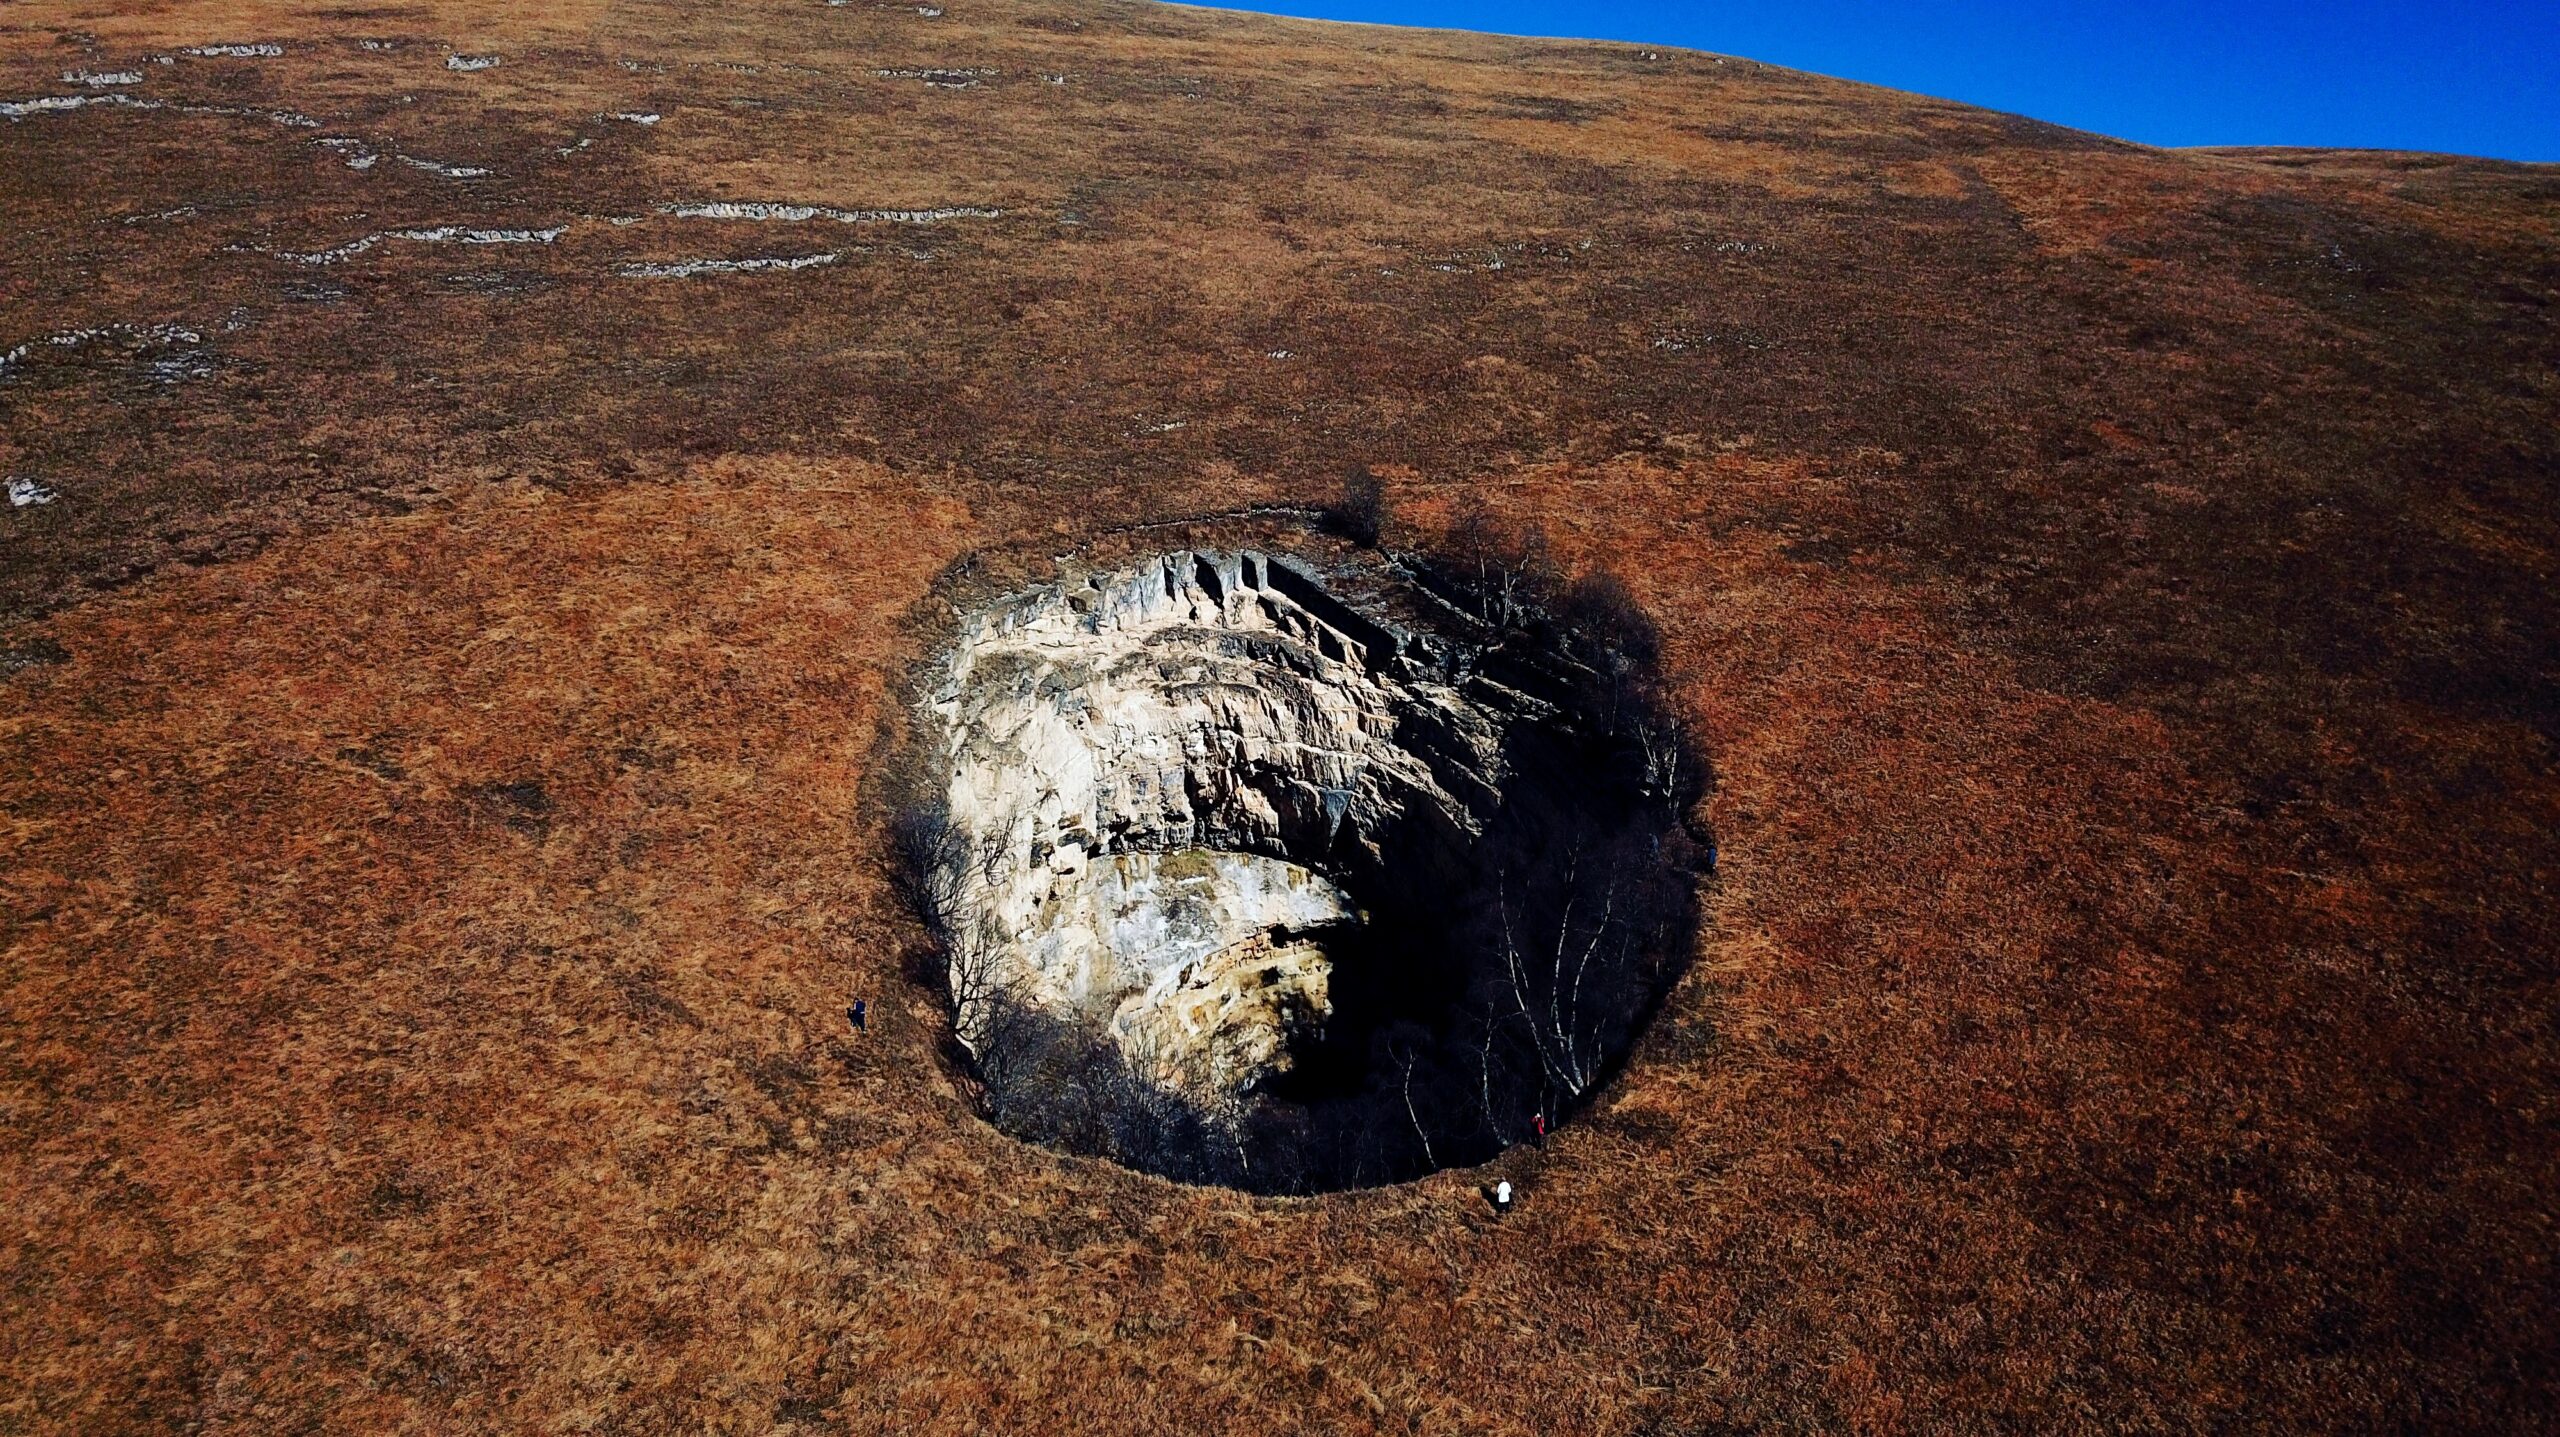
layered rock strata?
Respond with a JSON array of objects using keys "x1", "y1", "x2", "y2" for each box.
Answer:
[{"x1": 925, "y1": 550, "x2": 1537, "y2": 1100}]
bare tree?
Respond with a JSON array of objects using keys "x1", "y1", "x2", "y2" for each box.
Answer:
[
  {"x1": 1558, "y1": 570, "x2": 1657, "y2": 730},
  {"x1": 1444, "y1": 501, "x2": 1559, "y2": 631},
  {"x1": 1632, "y1": 708, "x2": 1689, "y2": 806},
  {"x1": 892, "y1": 799, "x2": 1059, "y2": 1092},
  {"x1": 888, "y1": 800, "x2": 970, "y2": 935},
  {"x1": 1329, "y1": 466, "x2": 1389, "y2": 548},
  {"x1": 1383, "y1": 1022, "x2": 1439, "y2": 1170}
]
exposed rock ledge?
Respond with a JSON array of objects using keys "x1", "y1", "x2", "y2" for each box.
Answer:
[{"x1": 926, "y1": 549, "x2": 1541, "y2": 1099}]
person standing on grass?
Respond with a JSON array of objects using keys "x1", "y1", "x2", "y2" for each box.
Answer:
[{"x1": 847, "y1": 999, "x2": 867, "y2": 1033}]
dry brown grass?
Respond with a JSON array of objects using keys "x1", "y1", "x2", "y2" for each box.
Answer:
[{"x1": 2, "y1": 0, "x2": 2555, "y2": 1431}]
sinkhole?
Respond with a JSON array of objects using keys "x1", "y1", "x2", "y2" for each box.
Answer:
[{"x1": 895, "y1": 540, "x2": 1705, "y2": 1193}]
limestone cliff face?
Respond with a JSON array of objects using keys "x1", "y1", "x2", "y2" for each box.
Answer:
[
  {"x1": 1057, "y1": 847, "x2": 1346, "y2": 1093},
  {"x1": 926, "y1": 550, "x2": 1527, "y2": 1099}
]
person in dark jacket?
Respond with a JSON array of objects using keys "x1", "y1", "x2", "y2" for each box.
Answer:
[{"x1": 847, "y1": 999, "x2": 867, "y2": 1033}]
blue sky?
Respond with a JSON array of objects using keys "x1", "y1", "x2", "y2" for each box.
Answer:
[{"x1": 1195, "y1": 0, "x2": 2560, "y2": 161}]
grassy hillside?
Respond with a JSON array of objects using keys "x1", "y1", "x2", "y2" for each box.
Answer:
[{"x1": 2, "y1": 0, "x2": 2554, "y2": 1430}]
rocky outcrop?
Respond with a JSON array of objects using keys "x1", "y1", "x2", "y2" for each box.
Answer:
[{"x1": 925, "y1": 550, "x2": 1536, "y2": 1102}]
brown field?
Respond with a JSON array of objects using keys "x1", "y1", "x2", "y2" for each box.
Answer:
[{"x1": 3, "y1": 0, "x2": 2555, "y2": 1431}]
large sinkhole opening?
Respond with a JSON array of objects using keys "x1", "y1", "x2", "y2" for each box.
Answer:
[{"x1": 896, "y1": 540, "x2": 1705, "y2": 1193}]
